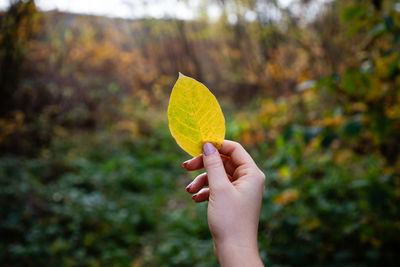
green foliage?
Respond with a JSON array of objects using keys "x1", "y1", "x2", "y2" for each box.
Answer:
[
  {"x1": 256, "y1": 128, "x2": 400, "y2": 265},
  {"x1": 0, "y1": 129, "x2": 191, "y2": 266}
]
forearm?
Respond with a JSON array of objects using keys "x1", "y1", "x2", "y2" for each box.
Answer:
[{"x1": 215, "y1": 242, "x2": 264, "y2": 267}]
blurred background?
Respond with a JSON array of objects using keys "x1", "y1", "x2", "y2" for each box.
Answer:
[{"x1": 0, "y1": 0, "x2": 400, "y2": 266}]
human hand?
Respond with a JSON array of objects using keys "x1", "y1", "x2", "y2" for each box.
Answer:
[{"x1": 182, "y1": 140, "x2": 265, "y2": 267}]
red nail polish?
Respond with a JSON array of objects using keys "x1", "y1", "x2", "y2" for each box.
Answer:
[
  {"x1": 191, "y1": 194, "x2": 197, "y2": 200},
  {"x1": 182, "y1": 160, "x2": 189, "y2": 168},
  {"x1": 185, "y1": 183, "x2": 192, "y2": 192}
]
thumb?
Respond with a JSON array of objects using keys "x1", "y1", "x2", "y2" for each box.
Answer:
[{"x1": 202, "y1": 142, "x2": 232, "y2": 191}]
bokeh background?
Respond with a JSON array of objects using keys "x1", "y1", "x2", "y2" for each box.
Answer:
[{"x1": 1, "y1": 0, "x2": 400, "y2": 266}]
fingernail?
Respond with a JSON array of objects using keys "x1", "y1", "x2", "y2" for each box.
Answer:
[
  {"x1": 203, "y1": 142, "x2": 216, "y2": 156},
  {"x1": 185, "y1": 182, "x2": 192, "y2": 192},
  {"x1": 191, "y1": 194, "x2": 197, "y2": 200},
  {"x1": 181, "y1": 160, "x2": 189, "y2": 168}
]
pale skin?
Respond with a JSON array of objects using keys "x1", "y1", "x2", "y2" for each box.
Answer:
[{"x1": 182, "y1": 140, "x2": 265, "y2": 267}]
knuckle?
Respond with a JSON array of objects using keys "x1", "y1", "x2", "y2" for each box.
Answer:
[
  {"x1": 258, "y1": 170, "x2": 266, "y2": 184},
  {"x1": 205, "y1": 157, "x2": 223, "y2": 170},
  {"x1": 198, "y1": 189, "x2": 208, "y2": 196},
  {"x1": 231, "y1": 141, "x2": 242, "y2": 149},
  {"x1": 248, "y1": 168, "x2": 266, "y2": 184},
  {"x1": 195, "y1": 172, "x2": 207, "y2": 181},
  {"x1": 230, "y1": 140, "x2": 239, "y2": 146}
]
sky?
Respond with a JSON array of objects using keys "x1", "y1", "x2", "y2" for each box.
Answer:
[{"x1": 0, "y1": 0, "x2": 296, "y2": 20}]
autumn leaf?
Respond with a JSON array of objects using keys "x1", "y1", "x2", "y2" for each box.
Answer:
[
  {"x1": 168, "y1": 73, "x2": 225, "y2": 156},
  {"x1": 273, "y1": 189, "x2": 299, "y2": 205}
]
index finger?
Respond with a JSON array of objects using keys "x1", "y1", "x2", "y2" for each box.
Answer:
[{"x1": 219, "y1": 140, "x2": 256, "y2": 167}]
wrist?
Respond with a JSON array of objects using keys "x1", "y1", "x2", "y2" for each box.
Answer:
[{"x1": 214, "y1": 240, "x2": 263, "y2": 267}]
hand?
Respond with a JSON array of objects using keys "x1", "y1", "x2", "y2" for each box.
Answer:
[{"x1": 182, "y1": 140, "x2": 265, "y2": 267}]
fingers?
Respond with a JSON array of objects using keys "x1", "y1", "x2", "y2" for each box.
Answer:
[
  {"x1": 182, "y1": 154, "x2": 203, "y2": 170},
  {"x1": 186, "y1": 173, "x2": 208, "y2": 194},
  {"x1": 202, "y1": 143, "x2": 233, "y2": 192},
  {"x1": 191, "y1": 188, "x2": 210, "y2": 202},
  {"x1": 182, "y1": 154, "x2": 236, "y2": 175},
  {"x1": 182, "y1": 141, "x2": 262, "y2": 204},
  {"x1": 223, "y1": 158, "x2": 236, "y2": 177},
  {"x1": 186, "y1": 172, "x2": 234, "y2": 194},
  {"x1": 183, "y1": 140, "x2": 255, "y2": 172},
  {"x1": 219, "y1": 140, "x2": 256, "y2": 167}
]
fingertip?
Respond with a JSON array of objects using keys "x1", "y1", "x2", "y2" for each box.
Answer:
[
  {"x1": 182, "y1": 161, "x2": 188, "y2": 168},
  {"x1": 192, "y1": 194, "x2": 208, "y2": 203},
  {"x1": 185, "y1": 183, "x2": 192, "y2": 193},
  {"x1": 203, "y1": 142, "x2": 217, "y2": 156},
  {"x1": 188, "y1": 173, "x2": 208, "y2": 193},
  {"x1": 192, "y1": 189, "x2": 210, "y2": 202},
  {"x1": 182, "y1": 155, "x2": 203, "y2": 170}
]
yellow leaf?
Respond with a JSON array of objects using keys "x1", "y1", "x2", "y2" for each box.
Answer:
[{"x1": 168, "y1": 73, "x2": 225, "y2": 156}]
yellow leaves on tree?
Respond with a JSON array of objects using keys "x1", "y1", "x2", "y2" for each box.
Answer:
[
  {"x1": 274, "y1": 188, "x2": 299, "y2": 206},
  {"x1": 168, "y1": 73, "x2": 225, "y2": 157}
]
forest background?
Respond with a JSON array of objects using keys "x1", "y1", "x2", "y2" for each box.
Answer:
[{"x1": 1, "y1": 0, "x2": 400, "y2": 266}]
